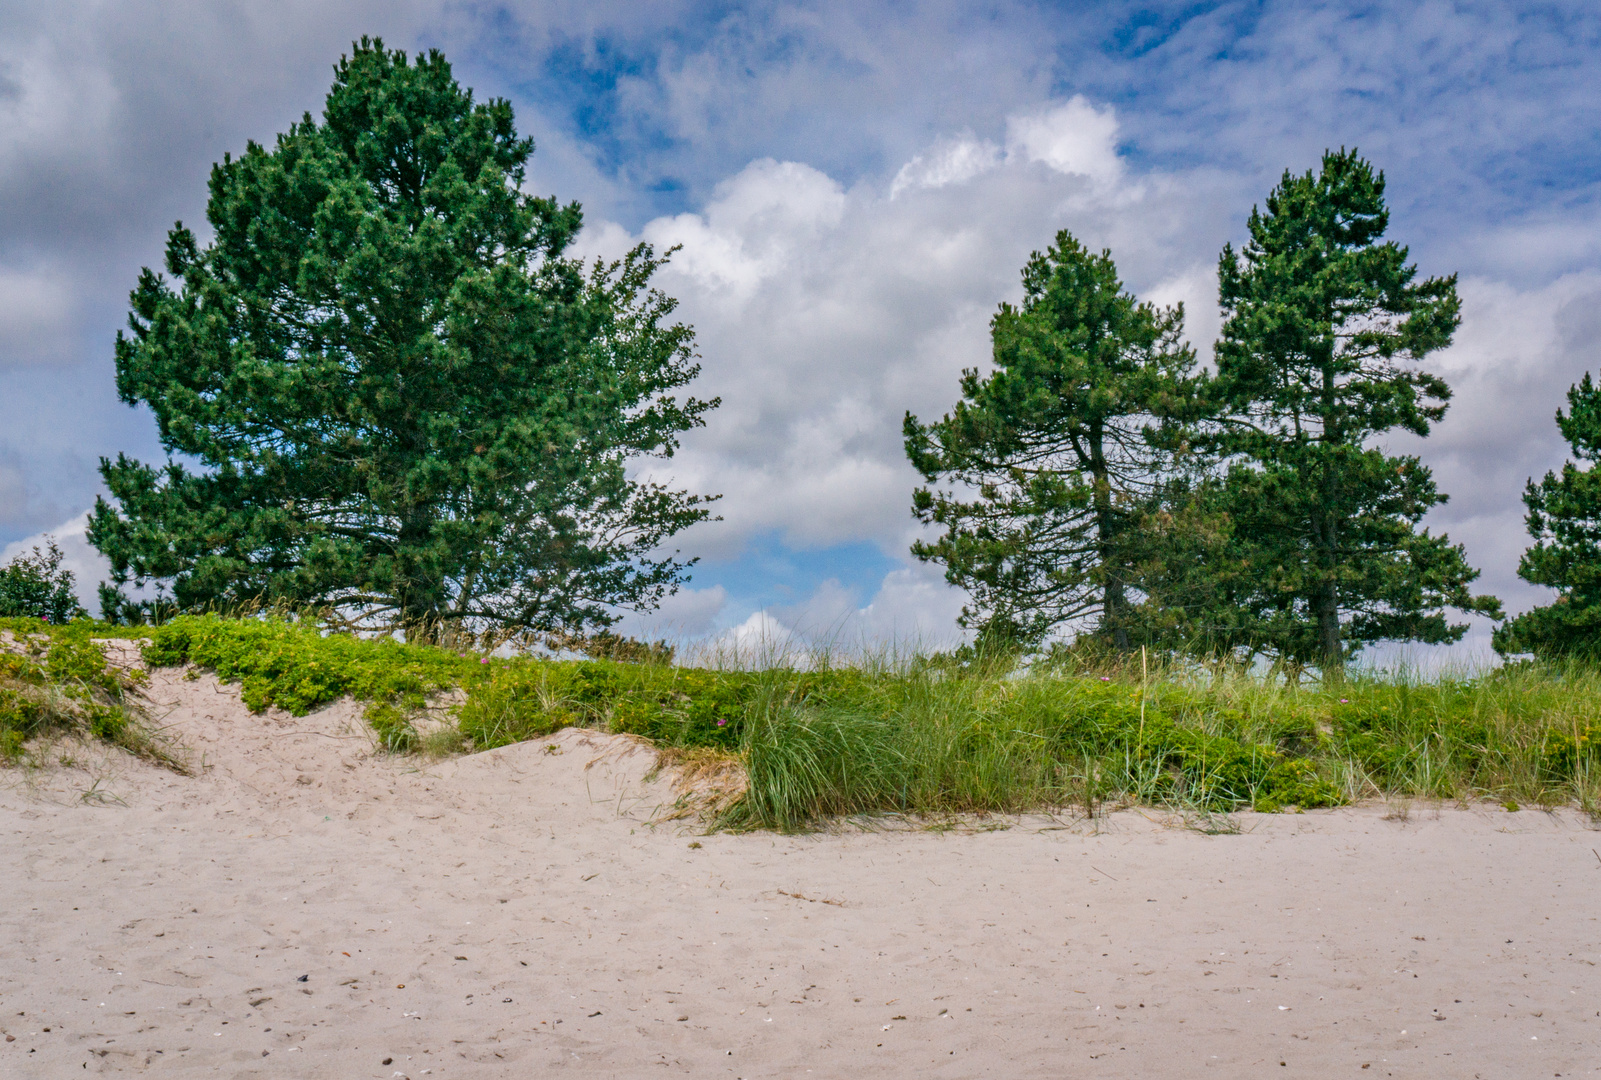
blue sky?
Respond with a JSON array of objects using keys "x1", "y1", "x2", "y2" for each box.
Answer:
[{"x1": 2, "y1": 1, "x2": 1599, "y2": 655}]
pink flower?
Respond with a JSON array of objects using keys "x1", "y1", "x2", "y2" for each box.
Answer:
[
  {"x1": 716, "y1": 719, "x2": 728, "y2": 727},
  {"x1": 1339, "y1": 698, "x2": 1348, "y2": 704},
  {"x1": 480, "y1": 657, "x2": 490, "y2": 664}
]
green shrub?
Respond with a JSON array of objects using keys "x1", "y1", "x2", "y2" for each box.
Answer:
[{"x1": 0, "y1": 541, "x2": 85, "y2": 624}]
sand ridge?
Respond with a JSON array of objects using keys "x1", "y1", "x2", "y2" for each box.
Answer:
[{"x1": 3, "y1": 659, "x2": 1600, "y2": 1077}]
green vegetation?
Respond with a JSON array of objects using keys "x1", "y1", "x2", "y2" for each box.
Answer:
[
  {"x1": 90, "y1": 39, "x2": 715, "y2": 640},
  {"x1": 1495, "y1": 373, "x2": 1601, "y2": 660},
  {"x1": 909, "y1": 151, "x2": 1503, "y2": 678},
  {"x1": 0, "y1": 617, "x2": 180, "y2": 769},
  {"x1": 0, "y1": 540, "x2": 86, "y2": 623},
  {"x1": 904, "y1": 231, "x2": 1200, "y2": 652},
  {"x1": 1209, "y1": 148, "x2": 1498, "y2": 672},
  {"x1": 110, "y1": 614, "x2": 1601, "y2": 829}
]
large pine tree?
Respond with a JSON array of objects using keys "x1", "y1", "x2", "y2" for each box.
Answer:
[
  {"x1": 904, "y1": 231, "x2": 1198, "y2": 649},
  {"x1": 89, "y1": 41, "x2": 716, "y2": 638},
  {"x1": 1494, "y1": 373, "x2": 1601, "y2": 660},
  {"x1": 1212, "y1": 149, "x2": 1499, "y2": 673}
]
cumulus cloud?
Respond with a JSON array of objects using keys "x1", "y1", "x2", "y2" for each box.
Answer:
[
  {"x1": 890, "y1": 136, "x2": 1000, "y2": 198},
  {"x1": 610, "y1": 583, "x2": 729, "y2": 641},
  {"x1": 583, "y1": 100, "x2": 1234, "y2": 573},
  {"x1": 1005, "y1": 96, "x2": 1123, "y2": 188}
]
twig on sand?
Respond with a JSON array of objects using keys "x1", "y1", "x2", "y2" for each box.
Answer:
[{"x1": 779, "y1": 889, "x2": 845, "y2": 907}]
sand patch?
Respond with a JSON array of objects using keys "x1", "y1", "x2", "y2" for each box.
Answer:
[{"x1": 3, "y1": 663, "x2": 1599, "y2": 1077}]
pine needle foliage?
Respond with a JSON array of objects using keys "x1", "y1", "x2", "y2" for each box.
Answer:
[
  {"x1": 89, "y1": 39, "x2": 716, "y2": 641},
  {"x1": 1211, "y1": 148, "x2": 1499, "y2": 674},
  {"x1": 1495, "y1": 372, "x2": 1601, "y2": 659},
  {"x1": 905, "y1": 231, "x2": 1199, "y2": 651}
]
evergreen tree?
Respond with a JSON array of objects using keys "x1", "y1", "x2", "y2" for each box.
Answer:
[
  {"x1": 89, "y1": 41, "x2": 716, "y2": 639},
  {"x1": 1212, "y1": 149, "x2": 1498, "y2": 673},
  {"x1": 1494, "y1": 373, "x2": 1601, "y2": 660},
  {"x1": 904, "y1": 231, "x2": 1198, "y2": 649}
]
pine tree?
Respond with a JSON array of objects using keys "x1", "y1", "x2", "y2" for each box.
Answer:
[
  {"x1": 89, "y1": 40, "x2": 716, "y2": 639},
  {"x1": 904, "y1": 231, "x2": 1198, "y2": 649},
  {"x1": 1212, "y1": 149, "x2": 1499, "y2": 673},
  {"x1": 1493, "y1": 373, "x2": 1601, "y2": 660}
]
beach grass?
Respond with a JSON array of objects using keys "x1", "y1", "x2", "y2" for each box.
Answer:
[
  {"x1": 11, "y1": 612, "x2": 1598, "y2": 828},
  {"x1": 0, "y1": 616, "x2": 187, "y2": 771}
]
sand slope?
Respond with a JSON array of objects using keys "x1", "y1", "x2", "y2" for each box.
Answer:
[{"x1": 3, "y1": 660, "x2": 1599, "y2": 1078}]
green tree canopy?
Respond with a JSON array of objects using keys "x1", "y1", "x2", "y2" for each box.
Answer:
[
  {"x1": 0, "y1": 539, "x2": 85, "y2": 624},
  {"x1": 89, "y1": 40, "x2": 716, "y2": 639},
  {"x1": 904, "y1": 231, "x2": 1199, "y2": 649},
  {"x1": 1210, "y1": 148, "x2": 1499, "y2": 673},
  {"x1": 1493, "y1": 373, "x2": 1601, "y2": 660}
]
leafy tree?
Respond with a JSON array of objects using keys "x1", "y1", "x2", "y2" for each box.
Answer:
[
  {"x1": 0, "y1": 539, "x2": 86, "y2": 623},
  {"x1": 1211, "y1": 148, "x2": 1499, "y2": 673},
  {"x1": 89, "y1": 40, "x2": 716, "y2": 639},
  {"x1": 904, "y1": 231, "x2": 1199, "y2": 649},
  {"x1": 1494, "y1": 373, "x2": 1601, "y2": 660}
]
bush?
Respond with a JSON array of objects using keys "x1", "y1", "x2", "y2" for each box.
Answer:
[{"x1": 0, "y1": 540, "x2": 85, "y2": 623}]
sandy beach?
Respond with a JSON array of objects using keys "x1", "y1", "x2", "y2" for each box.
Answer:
[{"x1": 3, "y1": 660, "x2": 1598, "y2": 1078}]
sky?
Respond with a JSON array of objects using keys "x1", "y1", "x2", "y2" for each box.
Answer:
[{"x1": 2, "y1": 1, "x2": 1599, "y2": 659}]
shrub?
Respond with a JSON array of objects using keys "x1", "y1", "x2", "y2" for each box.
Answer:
[{"x1": 0, "y1": 540, "x2": 85, "y2": 623}]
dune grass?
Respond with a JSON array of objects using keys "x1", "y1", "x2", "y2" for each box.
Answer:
[
  {"x1": 0, "y1": 616, "x2": 186, "y2": 771},
  {"x1": 12, "y1": 613, "x2": 1597, "y2": 829}
]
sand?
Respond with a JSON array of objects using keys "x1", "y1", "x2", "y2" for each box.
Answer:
[{"x1": 3, "y1": 657, "x2": 1599, "y2": 1079}]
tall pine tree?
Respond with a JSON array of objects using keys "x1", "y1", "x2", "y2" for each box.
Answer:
[
  {"x1": 1212, "y1": 149, "x2": 1498, "y2": 674},
  {"x1": 89, "y1": 41, "x2": 716, "y2": 638},
  {"x1": 904, "y1": 231, "x2": 1198, "y2": 649},
  {"x1": 1494, "y1": 373, "x2": 1601, "y2": 660}
]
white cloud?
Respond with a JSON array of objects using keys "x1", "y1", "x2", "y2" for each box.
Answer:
[
  {"x1": 890, "y1": 136, "x2": 1001, "y2": 198},
  {"x1": 692, "y1": 562, "x2": 970, "y2": 665},
  {"x1": 771, "y1": 563, "x2": 971, "y2": 653},
  {"x1": 601, "y1": 98, "x2": 1232, "y2": 579},
  {"x1": 640, "y1": 159, "x2": 845, "y2": 301},
  {"x1": 1005, "y1": 96, "x2": 1123, "y2": 188},
  {"x1": 609, "y1": 583, "x2": 728, "y2": 642}
]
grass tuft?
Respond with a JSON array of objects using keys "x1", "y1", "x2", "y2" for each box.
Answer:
[{"x1": 1, "y1": 617, "x2": 186, "y2": 772}]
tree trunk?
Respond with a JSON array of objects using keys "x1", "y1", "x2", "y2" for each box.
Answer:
[
  {"x1": 1088, "y1": 422, "x2": 1130, "y2": 650},
  {"x1": 1316, "y1": 358, "x2": 1343, "y2": 681},
  {"x1": 395, "y1": 510, "x2": 440, "y2": 641},
  {"x1": 1312, "y1": 502, "x2": 1343, "y2": 681}
]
